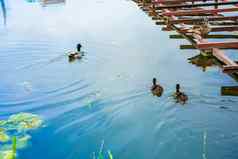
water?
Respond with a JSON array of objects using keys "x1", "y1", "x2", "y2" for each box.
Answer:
[{"x1": 0, "y1": 0, "x2": 238, "y2": 159}]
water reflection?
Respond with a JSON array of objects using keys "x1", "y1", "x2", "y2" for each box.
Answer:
[
  {"x1": 0, "y1": 0, "x2": 6, "y2": 25},
  {"x1": 188, "y1": 53, "x2": 215, "y2": 72},
  {"x1": 221, "y1": 86, "x2": 238, "y2": 96},
  {"x1": 41, "y1": 0, "x2": 65, "y2": 6}
]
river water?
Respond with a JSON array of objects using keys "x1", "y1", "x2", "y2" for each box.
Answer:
[{"x1": 0, "y1": 0, "x2": 238, "y2": 159}]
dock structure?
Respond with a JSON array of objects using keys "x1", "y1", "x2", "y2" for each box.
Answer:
[{"x1": 132, "y1": 0, "x2": 238, "y2": 82}]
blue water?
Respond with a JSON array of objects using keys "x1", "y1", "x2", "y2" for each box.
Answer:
[{"x1": 0, "y1": 0, "x2": 238, "y2": 159}]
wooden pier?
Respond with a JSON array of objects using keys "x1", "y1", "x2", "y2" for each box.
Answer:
[{"x1": 132, "y1": 0, "x2": 238, "y2": 84}]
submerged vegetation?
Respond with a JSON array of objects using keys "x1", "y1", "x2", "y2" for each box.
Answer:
[
  {"x1": 0, "y1": 113, "x2": 43, "y2": 159},
  {"x1": 92, "y1": 141, "x2": 114, "y2": 159}
]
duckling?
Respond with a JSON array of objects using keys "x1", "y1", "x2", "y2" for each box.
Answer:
[
  {"x1": 174, "y1": 84, "x2": 188, "y2": 104},
  {"x1": 68, "y1": 43, "x2": 84, "y2": 61},
  {"x1": 151, "y1": 78, "x2": 164, "y2": 97}
]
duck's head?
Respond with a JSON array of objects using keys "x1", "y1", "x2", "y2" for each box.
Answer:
[
  {"x1": 153, "y1": 78, "x2": 157, "y2": 85},
  {"x1": 176, "y1": 84, "x2": 180, "y2": 92},
  {"x1": 77, "y1": 43, "x2": 82, "y2": 52}
]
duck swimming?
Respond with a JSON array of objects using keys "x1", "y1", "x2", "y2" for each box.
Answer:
[
  {"x1": 174, "y1": 84, "x2": 188, "y2": 104},
  {"x1": 151, "y1": 78, "x2": 164, "y2": 97},
  {"x1": 68, "y1": 43, "x2": 84, "y2": 61}
]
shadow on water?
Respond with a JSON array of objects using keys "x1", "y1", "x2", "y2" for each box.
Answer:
[{"x1": 0, "y1": 0, "x2": 6, "y2": 25}]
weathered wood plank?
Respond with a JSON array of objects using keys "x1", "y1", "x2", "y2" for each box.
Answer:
[
  {"x1": 196, "y1": 42, "x2": 238, "y2": 49},
  {"x1": 155, "y1": 1, "x2": 238, "y2": 9},
  {"x1": 221, "y1": 86, "x2": 238, "y2": 96},
  {"x1": 169, "y1": 16, "x2": 238, "y2": 24},
  {"x1": 212, "y1": 48, "x2": 237, "y2": 66},
  {"x1": 223, "y1": 66, "x2": 238, "y2": 73},
  {"x1": 153, "y1": 0, "x2": 216, "y2": 4},
  {"x1": 211, "y1": 26, "x2": 238, "y2": 32},
  {"x1": 162, "y1": 8, "x2": 238, "y2": 16},
  {"x1": 170, "y1": 34, "x2": 238, "y2": 39}
]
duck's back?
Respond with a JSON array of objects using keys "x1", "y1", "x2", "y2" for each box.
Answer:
[{"x1": 151, "y1": 85, "x2": 163, "y2": 97}]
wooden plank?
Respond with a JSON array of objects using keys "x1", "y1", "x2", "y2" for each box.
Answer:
[
  {"x1": 223, "y1": 66, "x2": 238, "y2": 73},
  {"x1": 212, "y1": 48, "x2": 237, "y2": 66},
  {"x1": 210, "y1": 21, "x2": 238, "y2": 25},
  {"x1": 162, "y1": 8, "x2": 238, "y2": 16},
  {"x1": 170, "y1": 34, "x2": 238, "y2": 39},
  {"x1": 196, "y1": 41, "x2": 238, "y2": 49},
  {"x1": 155, "y1": 1, "x2": 238, "y2": 9},
  {"x1": 154, "y1": 0, "x2": 216, "y2": 4},
  {"x1": 169, "y1": 16, "x2": 238, "y2": 24},
  {"x1": 180, "y1": 44, "x2": 196, "y2": 49},
  {"x1": 221, "y1": 86, "x2": 238, "y2": 96},
  {"x1": 211, "y1": 26, "x2": 238, "y2": 32},
  {"x1": 155, "y1": 21, "x2": 166, "y2": 25},
  {"x1": 179, "y1": 44, "x2": 238, "y2": 49}
]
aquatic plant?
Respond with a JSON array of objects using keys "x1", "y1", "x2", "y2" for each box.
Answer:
[
  {"x1": 0, "y1": 113, "x2": 43, "y2": 132},
  {"x1": 12, "y1": 137, "x2": 17, "y2": 159},
  {"x1": 0, "y1": 137, "x2": 17, "y2": 159},
  {"x1": 0, "y1": 113, "x2": 43, "y2": 159},
  {"x1": 0, "y1": 129, "x2": 9, "y2": 142},
  {"x1": 107, "y1": 150, "x2": 113, "y2": 159},
  {"x1": 94, "y1": 141, "x2": 114, "y2": 159}
]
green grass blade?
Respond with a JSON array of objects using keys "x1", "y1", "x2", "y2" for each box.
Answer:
[
  {"x1": 12, "y1": 136, "x2": 17, "y2": 159},
  {"x1": 107, "y1": 150, "x2": 113, "y2": 159}
]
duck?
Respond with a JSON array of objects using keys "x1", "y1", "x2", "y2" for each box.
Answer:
[
  {"x1": 151, "y1": 78, "x2": 164, "y2": 97},
  {"x1": 68, "y1": 43, "x2": 84, "y2": 61},
  {"x1": 174, "y1": 84, "x2": 188, "y2": 104}
]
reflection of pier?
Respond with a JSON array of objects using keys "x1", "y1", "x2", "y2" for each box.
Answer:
[
  {"x1": 0, "y1": 0, "x2": 6, "y2": 25},
  {"x1": 221, "y1": 86, "x2": 238, "y2": 96},
  {"x1": 188, "y1": 54, "x2": 215, "y2": 72},
  {"x1": 41, "y1": 0, "x2": 65, "y2": 6},
  {"x1": 132, "y1": 0, "x2": 238, "y2": 82},
  {"x1": 132, "y1": 0, "x2": 238, "y2": 96}
]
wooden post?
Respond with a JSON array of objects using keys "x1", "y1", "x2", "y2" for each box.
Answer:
[{"x1": 221, "y1": 86, "x2": 238, "y2": 96}]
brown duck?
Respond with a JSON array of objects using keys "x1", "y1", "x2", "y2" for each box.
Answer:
[
  {"x1": 68, "y1": 43, "x2": 84, "y2": 62},
  {"x1": 174, "y1": 84, "x2": 188, "y2": 104},
  {"x1": 151, "y1": 78, "x2": 164, "y2": 97}
]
